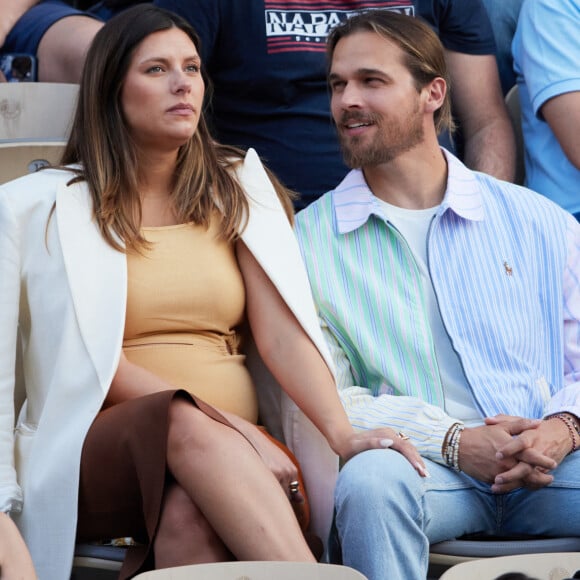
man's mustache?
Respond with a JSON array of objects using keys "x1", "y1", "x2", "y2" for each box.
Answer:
[{"x1": 338, "y1": 111, "x2": 381, "y2": 125}]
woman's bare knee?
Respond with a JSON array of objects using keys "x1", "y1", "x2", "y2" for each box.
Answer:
[{"x1": 166, "y1": 398, "x2": 219, "y2": 459}]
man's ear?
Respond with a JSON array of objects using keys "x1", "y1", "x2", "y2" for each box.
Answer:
[{"x1": 423, "y1": 77, "x2": 447, "y2": 115}]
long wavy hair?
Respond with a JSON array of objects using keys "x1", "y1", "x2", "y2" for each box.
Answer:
[
  {"x1": 61, "y1": 4, "x2": 293, "y2": 252},
  {"x1": 326, "y1": 9, "x2": 456, "y2": 136}
]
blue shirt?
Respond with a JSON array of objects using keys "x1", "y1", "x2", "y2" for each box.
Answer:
[
  {"x1": 512, "y1": 0, "x2": 580, "y2": 215},
  {"x1": 295, "y1": 150, "x2": 580, "y2": 463}
]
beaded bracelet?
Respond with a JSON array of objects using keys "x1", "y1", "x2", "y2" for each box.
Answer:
[
  {"x1": 451, "y1": 424, "x2": 464, "y2": 471},
  {"x1": 442, "y1": 425, "x2": 454, "y2": 465},
  {"x1": 444, "y1": 426, "x2": 455, "y2": 466},
  {"x1": 545, "y1": 413, "x2": 579, "y2": 455},
  {"x1": 569, "y1": 414, "x2": 580, "y2": 439},
  {"x1": 442, "y1": 422, "x2": 465, "y2": 471},
  {"x1": 441, "y1": 423, "x2": 455, "y2": 463}
]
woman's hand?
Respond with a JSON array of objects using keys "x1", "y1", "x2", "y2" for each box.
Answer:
[
  {"x1": 334, "y1": 427, "x2": 429, "y2": 477},
  {"x1": 0, "y1": 512, "x2": 37, "y2": 579},
  {"x1": 216, "y1": 409, "x2": 303, "y2": 500},
  {"x1": 242, "y1": 426, "x2": 304, "y2": 501}
]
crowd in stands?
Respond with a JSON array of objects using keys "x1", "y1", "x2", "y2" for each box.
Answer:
[
  {"x1": 1, "y1": 0, "x2": 516, "y2": 205},
  {"x1": 3, "y1": 1, "x2": 578, "y2": 217},
  {"x1": 1, "y1": 2, "x2": 579, "y2": 580}
]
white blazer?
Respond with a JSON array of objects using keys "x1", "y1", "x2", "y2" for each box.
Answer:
[{"x1": 0, "y1": 149, "x2": 338, "y2": 579}]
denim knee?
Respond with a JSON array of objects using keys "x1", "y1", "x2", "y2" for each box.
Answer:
[
  {"x1": 335, "y1": 449, "x2": 423, "y2": 516},
  {"x1": 334, "y1": 449, "x2": 430, "y2": 580}
]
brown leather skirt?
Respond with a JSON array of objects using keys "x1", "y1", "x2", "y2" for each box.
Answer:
[{"x1": 76, "y1": 389, "x2": 233, "y2": 579}]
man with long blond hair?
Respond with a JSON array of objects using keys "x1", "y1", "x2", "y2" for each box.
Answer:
[{"x1": 296, "y1": 10, "x2": 580, "y2": 580}]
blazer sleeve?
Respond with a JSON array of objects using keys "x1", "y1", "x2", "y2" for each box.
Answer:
[{"x1": 0, "y1": 189, "x2": 24, "y2": 513}]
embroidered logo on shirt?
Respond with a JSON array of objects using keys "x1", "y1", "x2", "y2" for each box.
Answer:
[{"x1": 503, "y1": 261, "x2": 513, "y2": 276}]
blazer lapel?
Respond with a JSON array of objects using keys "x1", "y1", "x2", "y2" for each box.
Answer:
[
  {"x1": 237, "y1": 149, "x2": 335, "y2": 374},
  {"x1": 56, "y1": 178, "x2": 126, "y2": 392}
]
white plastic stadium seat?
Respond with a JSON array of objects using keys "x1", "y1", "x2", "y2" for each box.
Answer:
[
  {"x1": 0, "y1": 83, "x2": 78, "y2": 184},
  {"x1": 439, "y1": 551, "x2": 580, "y2": 580},
  {"x1": 133, "y1": 561, "x2": 368, "y2": 580},
  {"x1": 0, "y1": 82, "x2": 78, "y2": 141}
]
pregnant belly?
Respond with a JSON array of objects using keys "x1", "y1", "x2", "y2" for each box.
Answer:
[{"x1": 123, "y1": 341, "x2": 259, "y2": 423}]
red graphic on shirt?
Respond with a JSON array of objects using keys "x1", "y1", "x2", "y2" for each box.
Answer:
[{"x1": 265, "y1": 0, "x2": 415, "y2": 54}]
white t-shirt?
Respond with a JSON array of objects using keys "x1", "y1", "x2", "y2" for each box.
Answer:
[{"x1": 377, "y1": 198, "x2": 481, "y2": 424}]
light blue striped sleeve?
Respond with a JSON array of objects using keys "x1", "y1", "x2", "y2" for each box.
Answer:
[
  {"x1": 547, "y1": 215, "x2": 580, "y2": 419},
  {"x1": 320, "y1": 317, "x2": 460, "y2": 464}
]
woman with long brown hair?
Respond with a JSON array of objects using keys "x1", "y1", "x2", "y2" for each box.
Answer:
[{"x1": 0, "y1": 5, "x2": 424, "y2": 579}]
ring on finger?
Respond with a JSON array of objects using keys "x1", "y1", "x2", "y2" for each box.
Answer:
[
  {"x1": 289, "y1": 480, "x2": 300, "y2": 495},
  {"x1": 397, "y1": 432, "x2": 410, "y2": 440}
]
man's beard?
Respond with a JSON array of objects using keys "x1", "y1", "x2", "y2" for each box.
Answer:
[{"x1": 338, "y1": 106, "x2": 424, "y2": 169}]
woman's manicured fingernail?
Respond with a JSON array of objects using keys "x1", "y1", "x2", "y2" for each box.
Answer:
[
  {"x1": 380, "y1": 438, "x2": 393, "y2": 448},
  {"x1": 415, "y1": 462, "x2": 430, "y2": 477}
]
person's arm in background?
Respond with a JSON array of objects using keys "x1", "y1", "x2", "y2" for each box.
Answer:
[
  {"x1": 0, "y1": 0, "x2": 34, "y2": 81},
  {"x1": 0, "y1": 0, "x2": 38, "y2": 48},
  {"x1": 36, "y1": 14, "x2": 103, "y2": 83},
  {"x1": 437, "y1": 0, "x2": 515, "y2": 181},
  {"x1": 447, "y1": 50, "x2": 516, "y2": 181},
  {"x1": 478, "y1": 0, "x2": 524, "y2": 95},
  {"x1": 542, "y1": 92, "x2": 580, "y2": 170},
  {"x1": 0, "y1": 0, "x2": 103, "y2": 83}
]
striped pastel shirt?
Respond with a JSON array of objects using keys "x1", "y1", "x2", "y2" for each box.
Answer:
[{"x1": 295, "y1": 150, "x2": 580, "y2": 464}]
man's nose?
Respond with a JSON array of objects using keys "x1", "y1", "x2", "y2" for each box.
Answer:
[{"x1": 340, "y1": 82, "x2": 364, "y2": 108}]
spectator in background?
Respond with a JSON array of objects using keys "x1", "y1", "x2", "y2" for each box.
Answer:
[
  {"x1": 1, "y1": 1, "x2": 515, "y2": 205},
  {"x1": 512, "y1": 0, "x2": 580, "y2": 219},
  {"x1": 0, "y1": 0, "x2": 106, "y2": 83},
  {"x1": 480, "y1": 0, "x2": 524, "y2": 94},
  {"x1": 155, "y1": 0, "x2": 515, "y2": 208}
]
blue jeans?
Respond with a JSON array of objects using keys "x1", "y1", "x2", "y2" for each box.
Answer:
[{"x1": 333, "y1": 449, "x2": 580, "y2": 580}]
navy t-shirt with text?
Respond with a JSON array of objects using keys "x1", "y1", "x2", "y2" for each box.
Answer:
[{"x1": 154, "y1": 0, "x2": 495, "y2": 207}]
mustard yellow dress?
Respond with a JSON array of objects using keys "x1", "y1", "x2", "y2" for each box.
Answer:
[
  {"x1": 78, "y1": 216, "x2": 260, "y2": 579},
  {"x1": 77, "y1": 216, "x2": 316, "y2": 578},
  {"x1": 123, "y1": 217, "x2": 259, "y2": 424}
]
